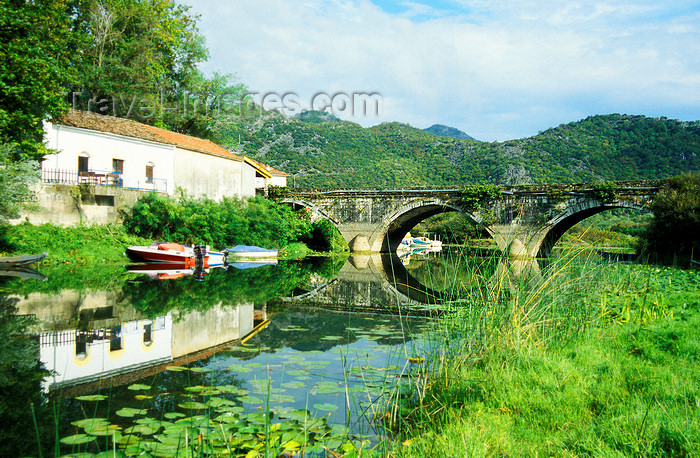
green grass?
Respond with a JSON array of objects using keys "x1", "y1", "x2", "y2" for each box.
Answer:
[
  {"x1": 0, "y1": 222, "x2": 151, "y2": 264},
  {"x1": 0, "y1": 222, "x2": 335, "y2": 265},
  {"x1": 395, "y1": 260, "x2": 700, "y2": 457}
]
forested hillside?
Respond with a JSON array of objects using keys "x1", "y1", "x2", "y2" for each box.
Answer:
[{"x1": 211, "y1": 113, "x2": 700, "y2": 188}]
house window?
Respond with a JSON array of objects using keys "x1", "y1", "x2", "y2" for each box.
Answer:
[
  {"x1": 75, "y1": 333, "x2": 88, "y2": 359},
  {"x1": 143, "y1": 322, "x2": 153, "y2": 345},
  {"x1": 112, "y1": 159, "x2": 124, "y2": 174},
  {"x1": 145, "y1": 164, "x2": 154, "y2": 184},
  {"x1": 109, "y1": 326, "x2": 122, "y2": 352},
  {"x1": 78, "y1": 156, "x2": 89, "y2": 171}
]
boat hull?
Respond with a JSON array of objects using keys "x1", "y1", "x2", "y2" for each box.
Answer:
[
  {"x1": 125, "y1": 246, "x2": 196, "y2": 265},
  {"x1": 125, "y1": 243, "x2": 226, "y2": 268},
  {"x1": 226, "y1": 245, "x2": 278, "y2": 259},
  {"x1": 0, "y1": 252, "x2": 48, "y2": 267}
]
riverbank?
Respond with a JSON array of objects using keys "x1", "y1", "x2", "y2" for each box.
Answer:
[
  {"x1": 396, "y1": 262, "x2": 700, "y2": 456},
  {"x1": 0, "y1": 222, "x2": 335, "y2": 265}
]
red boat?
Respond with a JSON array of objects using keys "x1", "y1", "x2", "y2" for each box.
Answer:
[{"x1": 125, "y1": 242, "x2": 226, "y2": 268}]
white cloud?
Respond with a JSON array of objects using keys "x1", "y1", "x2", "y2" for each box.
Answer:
[{"x1": 181, "y1": 0, "x2": 700, "y2": 140}]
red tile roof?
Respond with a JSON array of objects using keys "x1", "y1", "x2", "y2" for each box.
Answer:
[{"x1": 57, "y1": 110, "x2": 242, "y2": 161}]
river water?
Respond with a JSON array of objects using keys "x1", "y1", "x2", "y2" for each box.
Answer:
[{"x1": 4, "y1": 248, "x2": 512, "y2": 456}]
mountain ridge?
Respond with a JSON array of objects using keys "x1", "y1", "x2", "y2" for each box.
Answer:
[
  {"x1": 210, "y1": 113, "x2": 699, "y2": 188},
  {"x1": 423, "y1": 124, "x2": 476, "y2": 141}
]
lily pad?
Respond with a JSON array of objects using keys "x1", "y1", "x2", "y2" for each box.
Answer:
[
  {"x1": 178, "y1": 401, "x2": 207, "y2": 410},
  {"x1": 165, "y1": 365, "x2": 188, "y2": 371},
  {"x1": 279, "y1": 409, "x2": 311, "y2": 421},
  {"x1": 313, "y1": 403, "x2": 338, "y2": 412},
  {"x1": 115, "y1": 407, "x2": 148, "y2": 418},
  {"x1": 188, "y1": 367, "x2": 210, "y2": 373},
  {"x1": 75, "y1": 394, "x2": 108, "y2": 402},
  {"x1": 124, "y1": 424, "x2": 157, "y2": 435},
  {"x1": 71, "y1": 418, "x2": 109, "y2": 429},
  {"x1": 286, "y1": 370, "x2": 308, "y2": 377},
  {"x1": 60, "y1": 433, "x2": 96, "y2": 445},
  {"x1": 85, "y1": 424, "x2": 121, "y2": 436},
  {"x1": 127, "y1": 383, "x2": 151, "y2": 391},
  {"x1": 237, "y1": 395, "x2": 262, "y2": 404}
]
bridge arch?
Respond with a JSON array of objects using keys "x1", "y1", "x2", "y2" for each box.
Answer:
[
  {"x1": 371, "y1": 198, "x2": 486, "y2": 252},
  {"x1": 536, "y1": 199, "x2": 648, "y2": 258},
  {"x1": 283, "y1": 181, "x2": 662, "y2": 257},
  {"x1": 282, "y1": 198, "x2": 340, "y2": 226}
]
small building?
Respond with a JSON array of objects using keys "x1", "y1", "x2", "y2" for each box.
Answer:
[
  {"x1": 42, "y1": 110, "x2": 256, "y2": 200},
  {"x1": 243, "y1": 156, "x2": 289, "y2": 195},
  {"x1": 23, "y1": 111, "x2": 286, "y2": 226}
]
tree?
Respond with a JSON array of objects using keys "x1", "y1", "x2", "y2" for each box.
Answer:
[
  {"x1": 640, "y1": 173, "x2": 700, "y2": 262},
  {"x1": 0, "y1": 143, "x2": 40, "y2": 224},
  {"x1": 70, "y1": 0, "x2": 247, "y2": 138},
  {"x1": 73, "y1": 0, "x2": 208, "y2": 98},
  {"x1": 0, "y1": 0, "x2": 81, "y2": 160}
]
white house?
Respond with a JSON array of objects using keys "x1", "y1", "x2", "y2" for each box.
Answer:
[
  {"x1": 42, "y1": 110, "x2": 258, "y2": 200},
  {"x1": 26, "y1": 111, "x2": 287, "y2": 225}
]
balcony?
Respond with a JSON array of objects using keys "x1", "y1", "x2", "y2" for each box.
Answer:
[{"x1": 41, "y1": 168, "x2": 168, "y2": 193}]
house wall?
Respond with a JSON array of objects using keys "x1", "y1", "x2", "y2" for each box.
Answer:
[
  {"x1": 20, "y1": 122, "x2": 259, "y2": 226},
  {"x1": 11, "y1": 184, "x2": 159, "y2": 226},
  {"x1": 171, "y1": 303, "x2": 254, "y2": 358},
  {"x1": 270, "y1": 175, "x2": 287, "y2": 187},
  {"x1": 241, "y1": 162, "x2": 256, "y2": 197},
  {"x1": 43, "y1": 123, "x2": 175, "y2": 194},
  {"x1": 173, "y1": 148, "x2": 252, "y2": 200}
]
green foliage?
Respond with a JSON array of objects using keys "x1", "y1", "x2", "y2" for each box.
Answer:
[
  {"x1": 121, "y1": 261, "x2": 315, "y2": 317},
  {"x1": 640, "y1": 173, "x2": 700, "y2": 261},
  {"x1": 397, "y1": 260, "x2": 700, "y2": 457},
  {"x1": 457, "y1": 185, "x2": 502, "y2": 210},
  {"x1": 62, "y1": 0, "x2": 247, "y2": 138},
  {"x1": 0, "y1": 143, "x2": 40, "y2": 223},
  {"x1": 123, "y1": 192, "x2": 313, "y2": 250},
  {"x1": 0, "y1": 0, "x2": 80, "y2": 159},
  {"x1": 0, "y1": 296, "x2": 51, "y2": 458},
  {"x1": 1, "y1": 222, "x2": 151, "y2": 264},
  {"x1": 73, "y1": 0, "x2": 206, "y2": 98},
  {"x1": 267, "y1": 185, "x2": 289, "y2": 198},
  {"x1": 210, "y1": 113, "x2": 700, "y2": 188},
  {"x1": 303, "y1": 219, "x2": 348, "y2": 252},
  {"x1": 590, "y1": 181, "x2": 619, "y2": 203},
  {"x1": 412, "y1": 212, "x2": 484, "y2": 245},
  {"x1": 295, "y1": 110, "x2": 341, "y2": 123}
]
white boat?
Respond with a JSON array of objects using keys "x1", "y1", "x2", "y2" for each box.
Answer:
[
  {"x1": 409, "y1": 236, "x2": 432, "y2": 247},
  {"x1": 226, "y1": 245, "x2": 278, "y2": 259}
]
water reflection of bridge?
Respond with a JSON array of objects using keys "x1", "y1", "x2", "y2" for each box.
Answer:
[{"x1": 279, "y1": 253, "x2": 540, "y2": 311}]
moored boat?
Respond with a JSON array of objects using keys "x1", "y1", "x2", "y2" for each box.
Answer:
[
  {"x1": 126, "y1": 242, "x2": 225, "y2": 268},
  {"x1": 226, "y1": 245, "x2": 278, "y2": 258},
  {"x1": 409, "y1": 236, "x2": 432, "y2": 247},
  {"x1": 0, "y1": 252, "x2": 47, "y2": 267}
]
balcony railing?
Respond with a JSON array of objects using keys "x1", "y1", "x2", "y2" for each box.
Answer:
[{"x1": 41, "y1": 168, "x2": 168, "y2": 193}]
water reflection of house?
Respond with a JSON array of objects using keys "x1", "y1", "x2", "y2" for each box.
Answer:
[
  {"x1": 14, "y1": 291, "x2": 259, "y2": 393},
  {"x1": 18, "y1": 110, "x2": 286, "y2": 225}
]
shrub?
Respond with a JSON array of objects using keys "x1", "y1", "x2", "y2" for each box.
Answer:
[
  {"x1": 639, "y1": 173, "x2": 700, "y2": 262},
  {"x1": 122, "y1": 193, "x2": 314, "y2": 250}
]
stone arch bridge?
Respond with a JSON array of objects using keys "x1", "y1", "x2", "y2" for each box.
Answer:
[{"x1": 281, "y1": 180, "x2": 664, "y2": 257}]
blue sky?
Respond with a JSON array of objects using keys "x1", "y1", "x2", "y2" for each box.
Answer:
[{"x1": 180, "y1": 0, "x2": 700, "y2": 141}]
